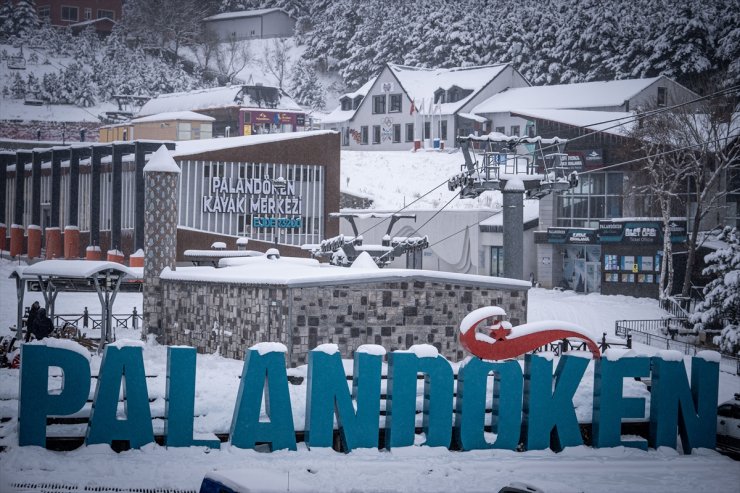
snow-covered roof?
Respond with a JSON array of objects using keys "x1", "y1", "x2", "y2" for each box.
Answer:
[
  {"x1": 472, "y1": 77, "x2": 662, "y2": 114},
  {"x1": 203, "y1": 8, "x2": 290, "y2": 22},
  {"x1": 510, "y1": 109, "x2": 635, "y2": 136},
  {"x1": 323, "y1": 76, "x2": 378, "y2": 125},
  {"x1": 389, "y1": 63, "x2": 510, "y2": 115},
  {"x1": 138, "y1": 85, "x2": 302, "y2": 117},
  {"x1": 160, "y1": 254, "x2": 531, "y2": 289},
  {"x1": 12, "y1": 260, "x2": 136, "y2": 280},
  {"x1": 171, "y1": 130, "x2": 336, "y2": 157},
  {"x1": 130, "y1": 111, "x2": 215, "y2": 124}
]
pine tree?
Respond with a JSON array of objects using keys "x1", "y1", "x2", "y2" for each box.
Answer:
[
  {"x1": 13, "y1": 0, "x2": 39, "y2": 38},
  {"x1": 691, "y1": 227, "x2": 740, "y2": 354},
  {"x1": 290, "y1": 58, "x2": 325, "y2": 110},
  {"x1": 0, "y1": 0, "x2": 14, "y2": 37}
]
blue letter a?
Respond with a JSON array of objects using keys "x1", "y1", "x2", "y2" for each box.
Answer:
[{"x1": 230, "y1": 349, "x2": 296, "y2": 451}]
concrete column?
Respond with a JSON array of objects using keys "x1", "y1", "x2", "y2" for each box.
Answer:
[
  {"x1": 502, "y1": 183, "x2": 524, "y2": 280},
  {"x1": 28, "y1": 151, "x2": 45, "y2": 259},
  {"x1": 0, "y1": 152, "x2": 10, "y2": 252},
  {"x1": 143, "y1": 146, "x2": 180, "y2": 339},
  {"x1": 10, "y1": 151, "x2": 31, "y2": 257},
  {"x1": 109, "y1": 144, "x2": 124, "y2": 258},
  {"x1": 87, "y1": 146, "x2": 104, "y2": 260},
  {"x1": 46, "y1": 148, "x2": 66, "y2": 259},
  {"x1": 65, "y1": 147, "x2": 83, "y2": 258}
]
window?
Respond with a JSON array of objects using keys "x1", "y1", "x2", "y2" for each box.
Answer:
[
  {"x1": 527, "y1": 124, "x2": 535, "y2": 137},
  {"x1": 97, "y1": 9, "x2": 115, "y2": 20},
  {"x1": 424, "y1": 122, "x2": 430, "y2": 140},
  {"x1": 340, "y1": 98, "x2": 351, "y2": 111},
  {"x1": 360, "y1": 126, "x2": 368, "y2": 145},
  {"x1": 510, "y1": 125, "x2": 520, "y2": 136},
  {"x1": 353, "y1": 97, "x2": 362, "y2": 110},
  {"x1": 200, "y1": 123, "x2": 212, "y2": 139},
  {"x1": 434, "y1": 89, "x2": 445, "y2": 104},
  {"x1": 389, "y1": 94, "x2": 402, "y2": 113},
  {"x1": 177, "y1": 122, "x2": 191, "y2": 140},
  {"x1": 38, "y1": 6, "x2": 50, "y2": 18},
  {"x1": 405, "y1": 123, "x2": 414, "y2": 142},
  {"x1": 61, "y1": 6, "x2": 78, "y2": 21},
  {"x1": 490, "y1": 246, "x2": 504, "y2": 277},
  {"x1": 557, "y1": 172, "x2": 624, "y2": 228},
  {"x1": 372, "y1": 95, "x2": 386, "y2": 114},
  {"x1": 372, "y1": 125, "x2": 381, "y2": 144},
  {"x1": 440, "y1": 120, "x2": 447, "y2": 140},
  {"x1": 393, "y1": 124, "x2": 401, "y2": 143},
  {"x1": 495, "y1": 126, "x2": 505, "y2": 134},
  {"x1": 84, "y1": 8, "x2": 91, "y2": 20},
  {"x1": 657, "y1": 86, "x2": 667, "y2": 107},
  {"x1": 342, "y1": 127, "x2": 349, "y2": 146}
]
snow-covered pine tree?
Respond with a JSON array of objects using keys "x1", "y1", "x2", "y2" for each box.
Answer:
[
  {"x1": 74, "y1": 69, "x2": 97, "y2": 107},
  {"x1": 12, "y1": 0, "x2": 39, "y2": 38},
  {"x1": 0, "y1": 0, "x2": 14, "y2": 37},
  {"x1": 290, "y1": 58, "x2": 325, "y2": 110},
  {"x1": 10, "y1": 72, "x2": 25, "y2": 99},
  {"x1": 691, "y1": 227, "x2": 740, "y2": 354}
]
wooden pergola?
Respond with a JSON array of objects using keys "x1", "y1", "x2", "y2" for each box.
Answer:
[{"x1": 10, "y1": 260, "x2": 141, "y2": 353}]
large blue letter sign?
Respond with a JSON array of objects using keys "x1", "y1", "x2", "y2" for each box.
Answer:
[
  {"x1": 649, "y1": 355, "x2": 719, "y2": 452},
  {"x1": 455, "y1": 358, "x2": 522, "y2": 451},
  {"x1": 305, "y1": 349, "x2": 382, "y2": 451},
  {"x1": 524, "y1": 354, "x2": 589, "y2": 451},
  {"x1": 592, "y1": 355, "x2": 650, "y2": 450},
  {"x1": 385, "y1": 350, "x2": 454, "y2": 449},
  {"x1": 230, "y1": 348, "x2": 296, "y2": 451},
  {"x1": 19, "y1": 344, "x2": 90, "y2": 447},
  {"x1": 165, "y1": 347, "x2": 221, "y2": 449},
  {"x1": 86, "y1": 345, "x2": 154, "y2": 448}
]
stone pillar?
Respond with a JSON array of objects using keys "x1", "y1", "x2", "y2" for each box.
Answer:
[
  {"x1": 89, "y1": 146, "x2": 104, "y2": 255},
  {"x1": 27, "y1": 224, "x2": 41, "y2": 259},
  {"x1": 502, "y1": 180, "x2": 524, "y2": 280},
  {"x1": 143, "y1": 145, "x2": 180, "y2": 338}
]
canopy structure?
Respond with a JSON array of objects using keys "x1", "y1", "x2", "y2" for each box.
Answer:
[{"x1": 9, "y1": 260, "x2": 141, "y2": 353}]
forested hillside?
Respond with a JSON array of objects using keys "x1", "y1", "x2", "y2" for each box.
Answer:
[{"x1": 221, "y1": 0, "x2": 739, "y2": 91}]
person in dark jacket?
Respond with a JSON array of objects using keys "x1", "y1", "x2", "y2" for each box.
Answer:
[
  {"x1": 32, "y1": 308, "x2": 54, "y2": 341},
  {"x1": 24, "y1": 301, "x2": 40, "y2": 342}
]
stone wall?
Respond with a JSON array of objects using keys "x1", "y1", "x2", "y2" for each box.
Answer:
[
  {"x1": 160, "y1": 277, "x2": 528, "y2": 366},
  {"x1": 0, "y1": 120, "x2": 100, "y2": 142}
]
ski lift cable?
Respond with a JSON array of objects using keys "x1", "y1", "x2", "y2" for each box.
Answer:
[
  {"x1": 534, "y1": 85, "x2": 740, "y2": 155},
  {"x1": 351, "y1": 86, "x2": 738, "y2": 241},
  {"x1": 427, "y1": 134, "x2": 739, "y2": 249}
]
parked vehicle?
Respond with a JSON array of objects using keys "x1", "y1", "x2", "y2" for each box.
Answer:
[{"x1": 717, "y1": 393, "x2": 740, "y2": 454}]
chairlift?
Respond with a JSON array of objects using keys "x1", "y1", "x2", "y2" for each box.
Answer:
[
  {"x1": 448, "y1": 135, "x2": 577, "y2": 200},
  {"x1": 7, "y1": 54, "x2": 26, "y2": 70}
]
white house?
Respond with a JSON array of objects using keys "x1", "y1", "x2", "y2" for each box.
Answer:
[
  {"x1": 203, "y1": 8, "x2": 295, "y2": 41},
  {"x1": 321, "y1": 63, "x2": 529, "y2": 151}
]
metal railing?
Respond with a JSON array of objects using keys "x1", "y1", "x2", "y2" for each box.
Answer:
[
  {"x1": 52, "y1": 307, "x2": 142, "y2": 335},
  {"x1": 532, "y1": 332, "x2": 631, "y2": 357},
  {"x1": 615, "y1": 318, "x2": 693, "y2": 338},
  {"x1": 616, "y1": 319, "x2": 740, "y2": 375}
]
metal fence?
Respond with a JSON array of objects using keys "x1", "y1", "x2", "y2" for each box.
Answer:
[
  {"x1": 615, "y1": 319, "x2": 740, "y2": 375},
  {"x1": 52, "y1": 307, "x2": 142, "y2": 335}
]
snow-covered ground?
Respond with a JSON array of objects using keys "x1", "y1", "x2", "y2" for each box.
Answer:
[
  {"x1": 340, "y1": 149, "x2": 504, "y2": 211},
  {"x1": 0, "y1": 258, "x2": 738, "y2": 492}
]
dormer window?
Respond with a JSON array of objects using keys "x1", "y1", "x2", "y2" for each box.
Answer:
[
  {"x1": 353, "y1": 96, "x2": 362, "y2": 110},
  {"x1": 657, "y1": 86, "x2": 667, "y2": 107},
  {"x1": 434, "y1": 88, "x2": 446, "y2": 104},
  {"x1": 447, "y1": 85, "x2": 473, "y2": 103},
  {"x1": 341, "y1": 97, "x2": 352, "y2": 111}
]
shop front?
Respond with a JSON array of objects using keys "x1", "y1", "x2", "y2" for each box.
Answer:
[
  {"x1": 537, "y1": 219, "x2": 688, "y2": 298},
  {"x1": 240, "y1": 109, "x2": 306, "y2": 135}
]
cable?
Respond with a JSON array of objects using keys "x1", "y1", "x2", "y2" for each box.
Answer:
[{"x1": 427, "y1": 133, "x2": 739, "y2": 248}]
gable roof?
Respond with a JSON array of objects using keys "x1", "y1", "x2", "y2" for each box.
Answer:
[
  {"x1": 130, "y1": 111, "x2": 215, "y2": 124},
  {"x1": 510, "y1": 109, "x2": 636, "y2": 136},
  {"x1": 138, "y1": 85, "x2": 302, "y2": 117},
  {"x1": 322, "y1": 76, "x2": 378, "y2": 125},
  {"x1": 389, "y1": 63, "x2": 511, "y2": 115},
  {"x1": 472, "y1": 77, "x2": 663, "y2": 114},
  {"x1": 203, "y1": 8, "x2": 291, "y2": 22}
]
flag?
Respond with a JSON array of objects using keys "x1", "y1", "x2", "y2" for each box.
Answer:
[
  {"x1": 410, "y1": 98, "x2": 415, "y2": 115},
  {"x1": 428, "y1": 98, "x2": 433, "y2": 115}
]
